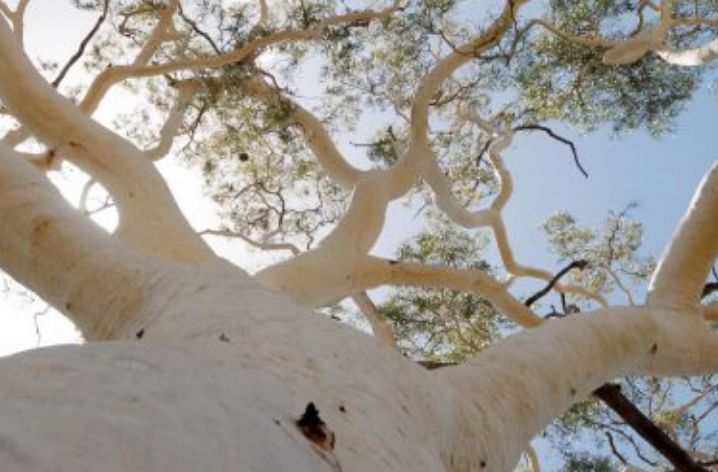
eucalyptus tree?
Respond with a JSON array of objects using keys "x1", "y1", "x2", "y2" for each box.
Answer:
[{"x1": 1, "y1": 1, "x2": 718, "y2": 472}]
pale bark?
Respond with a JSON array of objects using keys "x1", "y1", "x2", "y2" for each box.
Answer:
[
  {"x1": 649, "y1": 158, "x2": 718, "y2": 311},
  {"x1": 0, "y1": 16, "x2": 214, "y2": 264},
  {"x1": 656, "y1": 38, "x2": 718, "y2": 66}
]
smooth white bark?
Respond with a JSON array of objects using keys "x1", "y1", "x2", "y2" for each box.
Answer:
[
  {"x1": 649, "y1": 158, "x2": 718, "y2": 311},
  {"x1": 0, "y1": 16, "x2": 214, "y2": 264}
]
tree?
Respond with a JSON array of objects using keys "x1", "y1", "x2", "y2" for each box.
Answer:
[{"x1": 1, "y1": 1, "x2": 718, "y2": 471}]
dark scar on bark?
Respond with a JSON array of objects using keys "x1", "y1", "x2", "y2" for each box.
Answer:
[{"x1": 297, "y1": 402, "x2": 335, "y2": 450}]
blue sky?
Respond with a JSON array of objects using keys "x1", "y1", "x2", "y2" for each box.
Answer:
[{"x1": 502, "y1": 86, "x2": 718, "y2": 300}]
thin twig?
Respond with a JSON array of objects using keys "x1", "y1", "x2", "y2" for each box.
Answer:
[
  {"x1": 52, "y1": 0, "x2": 109, "y2": 87},
  {"x1": 513, "y1": 124, "x2": 588, "y2": 178},
  {"x1": 178, "y1": 4, "x2": 221, "y2": 55},
  {"x1": 605, "y1": 431, "x2": 629, "y2": 465},
  {"x1": 524, "y1": 260, "x2": 589, "y2": 308},
  {"x1": 477, "y1": 124, "x2": 588, "y2": 178}
]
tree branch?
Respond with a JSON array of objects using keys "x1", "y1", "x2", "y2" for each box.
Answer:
[
  {"x1": 0, "y1": 145, "x2": 158, "y2": 339},
  {"x1": 0, "y1": 15, "x2": 214, "y2": 264},
  {"x1": 649, "y1": 158, "x2": 718, "y2": 310},
  {"x1": 524, "y1": 260, "x2": 589, "y2": 308},
  {"x1": 51, "y1": 0, "x2": 109, "y2": 88},
  {"x1": 351, "y1": 291, "x2": 398, "y2": 348},
  {"x1": 513, "y1": 124, "x2": 588, "y2": 178},
  {"x1": 200, "y1": 228, "x2": 300, "y2": 255},
  {"x1": 144, "y1": 81, "x2": 199, "y2": 161},
  {"x1": 594, "y1": 383, "x2": 710, "y2": 472}
]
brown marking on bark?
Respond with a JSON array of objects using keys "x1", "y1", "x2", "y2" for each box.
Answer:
[
  {"x1": 650, "y1": 343, "x2": 658, "y2": 354},
  {"x1": 296, "y1": 402, "x2": 335, "y2": 451},
  {"x1": 31, "y1": 216, "x2": 55, "y2": 246}
]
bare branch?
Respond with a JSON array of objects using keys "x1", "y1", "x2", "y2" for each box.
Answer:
[
  {"x1": 605, "y1": 431, "x2": 629, "y2": 465},
  {"x1": 242, "y1": 77, "x2": 362, "y2": 188},
  {"x1": 649, "y1": 159, "x2": 718, "y2": 310},
  {"x1": 200, "y1": 228, "x2": 301, "y2": 256},
  {"x1": 144, "y1": 81, "x2": 199, "y2": 161},
  {"x1": 351, "y1": 292, "x2": 397, "y2": 348},
  {"x1": 524, "y1": 260, "x2": 589, "y2": 308},
  {"x1": 594, "y1": 383, "x2": 710, "y2": 472},
  {"x1": 51, "y1": 0, "x2": 109, "y2": 88},
  {"x1": 513, "y1": 124, "x2": 588, "y2": 178}
]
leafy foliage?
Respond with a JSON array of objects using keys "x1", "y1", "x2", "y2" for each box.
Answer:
[
  {"x1": 507, "y1": 0, "x2": 701, "y2": 134},
  {"x1": 379, "y1": 219, "x2": 503, "y2": 362},
  {"x1": 541, "y1": 204, "x2": 656, "y2": 303}
]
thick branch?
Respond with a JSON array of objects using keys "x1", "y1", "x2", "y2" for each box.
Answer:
[
  {"x1": 355, "y1": 256, "x2": 544, "y2": 328},
  {"x1": 649, "y1": 158, "x2": 718, "y2": 311},
  {"x1": 434, "y1": 306, "x2": 657, "y2": 471},
  {"x1": 0, "y1": 145, "x2": 159, "y2": 339},
  {"x1": 594, "y1": 383, "x2": 710, "y2": 472},
  {"x1": 0, "y1": 16, "x2": 213, "y2": 264}
]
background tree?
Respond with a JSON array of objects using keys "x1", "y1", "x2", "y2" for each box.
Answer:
[{"x1": 1, "y1": 1, "x2": 718, "y2": 471}]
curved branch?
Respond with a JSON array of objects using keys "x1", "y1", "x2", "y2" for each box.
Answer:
[
  {"x1": 513, "y1": 124, "x2": 588, "y2": 178},
  {"x1": 524, "y1": 443, "x2": 542, "y2": 472},
  {"x1": 524, "y1": 260, "x2": 589, "y2": 308},
  {"x1": 355, "y1": 256, "x2": 544, "y2": 328},
  {"x1": 144, "y1": 81, "x2": 199, "y2": 161},
  {"x1": 389, "y1": 0, "x2": 531, "y2": 198},
  {"x1": 82, "y1": 2, "x2": 403, "y2": 114},
  {"x1": 242, "y1": 77, "x2": 363, "y2": 188},
  {"x1": 0, "y1": 16, "x2": 214, "y2": 264}
]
